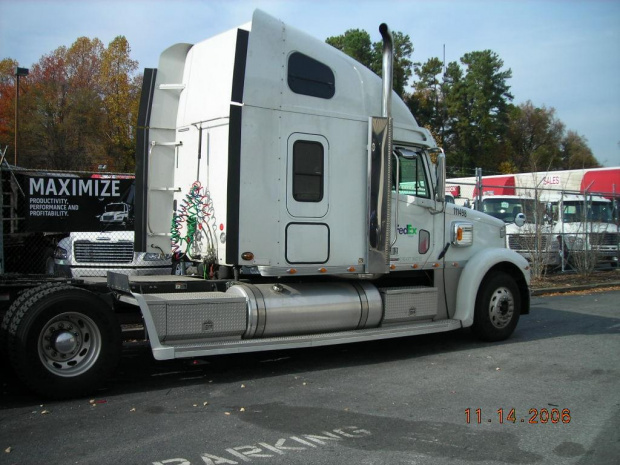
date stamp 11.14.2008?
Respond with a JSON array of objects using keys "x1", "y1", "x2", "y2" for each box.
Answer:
[{"x1": 465, "y1": 408, "x2": 571, "y2": 424}]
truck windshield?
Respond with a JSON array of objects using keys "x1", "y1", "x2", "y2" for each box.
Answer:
[
  {"x1": 105, "y1": 204, "x2": 126, "y2": 212},
  {"x1": 481, "y1": 198, "x2": 538, "y2": 223},
  {"x1": 563, "y1": 201, "x2": 613, "y2": 223}
]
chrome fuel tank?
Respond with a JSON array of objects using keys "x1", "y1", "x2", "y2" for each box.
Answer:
[{"x1": 226, "y1": 282, "x2": 383, "y2": 338}]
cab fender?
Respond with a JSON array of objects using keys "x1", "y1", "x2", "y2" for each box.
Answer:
[{"x1": 453, "y1": 248, "x2": 530, "y2": 327}]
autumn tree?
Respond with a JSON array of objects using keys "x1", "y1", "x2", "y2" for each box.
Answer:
[
  {"x1": 20, "y1": 47, "x2": 83, "y2": 170},
  {"x1": 0, "y1": 58, "x2": 19, "y2": 160},
  {"x1": 100, "y1": 36, "x2": 140, "y2": 171},
  {"x1": 503, "y1": 101, "x2": 565, "y2": 172},
  {"x1": 560, "y1": 131, "x2": 599, "y2": 169},
  {"x1": 1, "y1": 35, "x2": 141, "y2": 172},
  {"x1": 64, "y1": 37, "x2": 106, "y2": 166},
  {"x1": 17, "y1": 38, "x2": 109, "y2": 170}
]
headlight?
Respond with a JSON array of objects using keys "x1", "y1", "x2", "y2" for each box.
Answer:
[
  {"x1": 53, "y1": 247, "x2": 68, "y2": 260},
  {"x1": 143, "y1": 252, "x2": 162, "y2": 261}
]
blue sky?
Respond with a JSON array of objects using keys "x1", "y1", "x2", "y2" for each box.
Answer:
[{"x1": 1, "y1": 0, "x2": 619, "y2": 167}]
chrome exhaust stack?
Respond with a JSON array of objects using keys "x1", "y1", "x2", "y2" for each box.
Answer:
[
  {"x1": 366, "y1": 23, "x2": 394, "y2": 275},
  {"x1": 379, "y1": 23, "x2": 393, "y2": 119}
]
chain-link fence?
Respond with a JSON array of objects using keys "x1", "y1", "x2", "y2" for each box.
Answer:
[
  {"x1": 1, "y1": 166, "x2": 171, "y2": 278},
  {"x1": 446, "y1": 175, "x2": 620, "y2": 277}
]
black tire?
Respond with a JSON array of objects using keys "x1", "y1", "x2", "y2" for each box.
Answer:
[
  {"x1": 1, "y1": 283, "x2": 58, "y2": 355},
  {"x1": 6, "y1": 284, "x2": 121, "y2": 399},
  {"x1": 471, "y1": 271, "x2": 521, "y2": 342}
]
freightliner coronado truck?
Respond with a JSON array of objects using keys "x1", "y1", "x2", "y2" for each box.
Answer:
[{"x1": 0, "y1": 10, "x2": 530, "y2": 399}]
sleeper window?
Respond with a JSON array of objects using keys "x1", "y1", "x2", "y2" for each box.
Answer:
[
  {"x1": 293, "y1": 141, "x2": 324, "y2": 202},
  {"x1": 288, "y1": 52, "x2": 335, "y2": 99}
]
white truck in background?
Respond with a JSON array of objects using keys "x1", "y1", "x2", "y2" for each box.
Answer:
[
  {"x1": 99, "y1": 202, "x2": 132, "y2": 226},
  {"x1": 542, "y1": 193, "x2": 619, "y2": 266},
  {"x1": 1, "y1": 10, "x2": 530, "y2": 399},
  {"x1": 52, "y1": 231, "x2": 171, "y2": 278},
  {"x1": 476, "y1": 195, "x2": 561, "y2": 268}
]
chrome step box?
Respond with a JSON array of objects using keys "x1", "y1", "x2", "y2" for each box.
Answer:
[
  {"x1": 380, "y1": 287, "x2": 438, "y2": 324},
  {"x1": 141, "y1": 292, "x2": 247, "y2": 342}
]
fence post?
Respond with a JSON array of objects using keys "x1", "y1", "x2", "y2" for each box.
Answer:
[
  {"x1": 475, "y1": 167, "x2": 482, "y2": 211},
  {"x1": 560, "y1": 191, "x2": 565, "y2": 273}
]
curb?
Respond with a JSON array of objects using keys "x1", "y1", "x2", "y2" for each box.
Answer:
[{"x1": 531, "y1": 281, "x2": 620, "y2": 296}]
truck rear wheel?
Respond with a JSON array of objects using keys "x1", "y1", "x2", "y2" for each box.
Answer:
[
  {"x1": 1, "y1": 283, "x2": 58, "y2": 355},
  {"x1": 6, "y1": 284, "x2": 121, "y2": 399},
  {"x1": 471, "y1": 272, "x2": 521, "y2": 342}
]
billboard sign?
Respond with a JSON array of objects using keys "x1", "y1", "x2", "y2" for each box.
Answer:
[{"x1": 23, "y1": 173, "x2": 135, "y2": 232}]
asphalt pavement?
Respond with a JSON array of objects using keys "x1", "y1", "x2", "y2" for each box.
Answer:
[{"x1": 1, "y1": 290, "x2": 619, "y2": 465}]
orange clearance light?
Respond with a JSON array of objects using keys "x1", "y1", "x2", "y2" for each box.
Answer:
[
  {"x1": 287, "y1": 268, "x2": 297, "y2": 274},
  {"x1": 412, "y1": 264, "x2": 419, "y2": 269},
  {"x1": 456, "y1": 227, "x2": 463, "y2": 242},
  {"x1": 433, "y1": 263, "x2": 440, "y2": 268},
  {"x1": 318, "y1": 267, "x2": 327, "y2": 273},
  {"x1": 241, "y1": 252, "x2": 254, "y2": 261},
  {"x1": 390, "y1": 264, "x2": 396, "y2": 270},
  {"x1": 347, "y1": 266, "x2": 356, "y2": 272}
]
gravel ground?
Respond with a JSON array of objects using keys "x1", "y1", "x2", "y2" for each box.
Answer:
[{"x1": 531, "y1": 267, "x2": 620, "y2": 293}]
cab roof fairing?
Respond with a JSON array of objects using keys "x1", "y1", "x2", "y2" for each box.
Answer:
[
  {"x1": 242, "y1": 10, "x2": 428, "y2": 142},
  {"x1": 175, "y1": 25, "x2": 251, "y2": 129}
]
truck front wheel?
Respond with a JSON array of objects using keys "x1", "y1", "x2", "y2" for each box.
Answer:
[
  {"x1": 6, "y1": 285, "x2": 121, "y2": 399},
  {"x1": 471, "y1": 272, "x2": 521, "y2": 342}
]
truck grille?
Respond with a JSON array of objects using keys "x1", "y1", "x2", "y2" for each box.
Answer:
[
  {"x1": 508, "y1": 234, "x2": 549, "y2": 251},
  {"x1": 74, "y1": 241, "x2": 134, "y2": 263},
  {"x1": 590, "y1": 232, "x2": 619, "y2": 247}
]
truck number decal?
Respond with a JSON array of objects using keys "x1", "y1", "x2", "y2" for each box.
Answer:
[{"x1": 453, "y1": 207, "x2": 467, "y2": 218}]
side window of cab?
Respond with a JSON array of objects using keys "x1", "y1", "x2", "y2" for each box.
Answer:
[{"x1": 391, "y1": 148, "x2": 430, "y2": 199}]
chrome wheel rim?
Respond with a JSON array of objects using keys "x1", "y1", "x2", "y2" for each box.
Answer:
[
  {"x1": 38, "y1": 312, "x2": 102, "y2": 377},
  {"x1": 488, "y1": 287, "x2": 515, "y2": 329}
]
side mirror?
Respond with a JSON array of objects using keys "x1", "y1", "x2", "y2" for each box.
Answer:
[
  {"x1": 514, "y1": 212, "x2": 526, "y2": 227},
  {"x1": 435, "y1": 149, "x2": 446, "y2": 202}
]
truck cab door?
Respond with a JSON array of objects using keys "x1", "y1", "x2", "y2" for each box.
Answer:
[
  {"x1": 284, "y1": 133, "x2": 330, "y2": 265},
  {"x1": 389, "y1": 147, "x2": 437, "y2": 269}
]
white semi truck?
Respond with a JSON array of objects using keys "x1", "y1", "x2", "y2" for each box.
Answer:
[
  {"x1": 52, "y1": 231, "x2": 171, "y2": 278},
  {"x1": 99, "y1": 202, "x2": 132, "y2": 225},
  {"x1": 476, "y1": 195, "x2": 561, "y2": 268},
  {"x1": 0, "y1": 10, "x2": 530, "y2": 399},
  {"x1": 542, "y1": 192, "x2": 619, "y2": 266}
]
